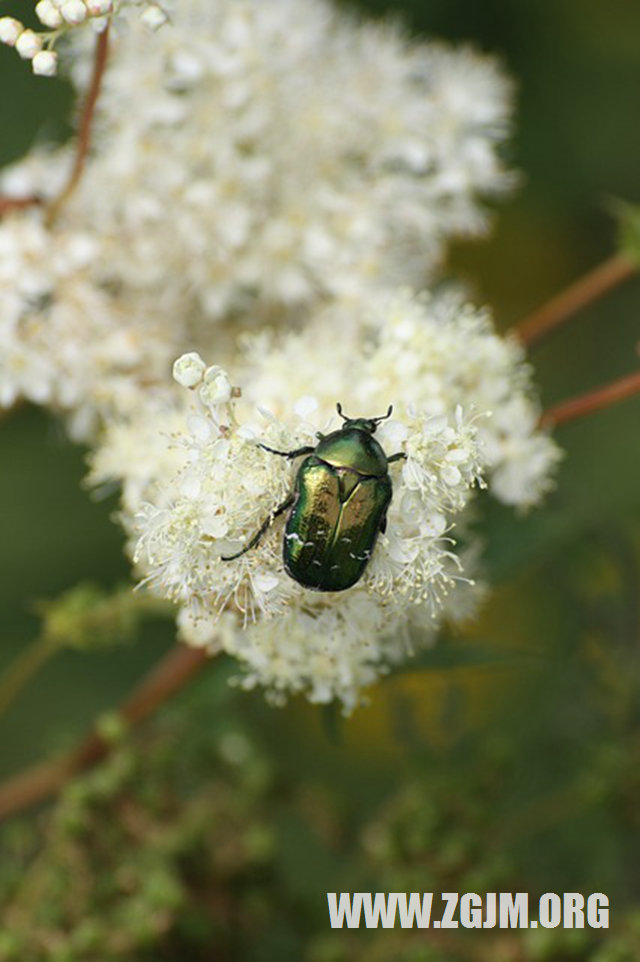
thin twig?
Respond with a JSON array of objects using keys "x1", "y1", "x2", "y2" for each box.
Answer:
[
  {"x1": 0, "y1": 195, "x2": 43, "y2": 217},
  {"x1": 540, "y1": 369, "x2": 640, "y2": 429},
  {"x1": 514, "y1": 252, "x2": 636, "y2": 348},
  {"x1": 0, "y1": 644, "x2": 210, "y2": 821},
  {"x1": 45, "y1": 25, "x2": 110, "y2": 227},
  {"x1": 0, "y1": 28, "x2": 110, "y2": 224}
]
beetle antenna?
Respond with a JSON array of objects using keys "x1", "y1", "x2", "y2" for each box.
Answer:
[
  {"x1": 336, "y1": 402, "x2": 349, "y2": 421},
  {"x1": 374, "y1": 405, "x2": 393, "y2": 423}
]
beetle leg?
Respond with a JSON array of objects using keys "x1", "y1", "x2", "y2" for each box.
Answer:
[
  {"x1": 259, "y1": 443, "x2": 316, "y2": 460},
  {"x1": 221, "y1": 494, "x2": 294, "y2": 561},
  {"x1": 387, "y1": 451, "x2": 407, "y2": 464}
]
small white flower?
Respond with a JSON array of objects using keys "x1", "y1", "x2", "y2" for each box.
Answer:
[
  {"x1": 173, "y1": 352, "x2": 207, "y2": 389},
  {"x1": 60, "y1": 0, "x2": 88, "y2": 25},
  {"x1": 32, "y1": 50, "x2": 59, "y2": 77},
  {"x1": 200, "y1": 366, "x2": 233, "y2": 407},
  {"x1": 35, "y1": 1, "x2": 64, "y2": 28},
  {"x1": 85, "y1": 0, "x2": 113, "y2": 14},
  {"x1": 0, "y1": 17, "x2": 24, "y2": 46},
  {"x1": 15, "y1": 30, "x2": 43, "y2": 60},
  {"x1": 292, "y1": 395, "x2": 318, "y2": 419},
  {"x1": 140, "y1": 4, "x2": 168, "y2": 30},
  {"x1": 90, "y1": 15, "x2": 109, "y2": 33}
]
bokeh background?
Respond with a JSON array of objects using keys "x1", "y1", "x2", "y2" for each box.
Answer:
[{"x1": 1, "y1": 2, "x2": 640, "y2": 959}]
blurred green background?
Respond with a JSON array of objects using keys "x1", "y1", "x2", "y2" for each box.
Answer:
[{"x1": 1, "y1": 2, "x2": 640, "y2": 958}]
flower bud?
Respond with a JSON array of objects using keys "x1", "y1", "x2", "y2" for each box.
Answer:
[
  {"x1": 173, "y1": 352, "x2": 206, "y2": 388},
  {"x1": 140, "y1": 4, "x2": 168, "y2": 30},
  {"x1": 15, "y1": 30, "x2": 43, "y2": 60},
  {"x1": 85, "y1": 0, "x2": 113, "y2": 15},
  {"x1": 200, "y1": 366, "x2": 232, "y2": 406},
  {"x1": 61, "y1": 0, "x2": 88, "y2": 25},
  {"x1": 35, "y1": 1, "x2": 64, "y2": 28},
  {"x1": 90, "y1": 16, "x2": 109, "y2": 33},
  {"x1": 0, "y1": 16, "x2": 24, "y2": 46},
  {"x1": 32, "y1": 50, "x2": 58, "y2": 76}
]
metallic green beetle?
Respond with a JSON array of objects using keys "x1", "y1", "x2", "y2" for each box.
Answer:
[{"x1": 222, "y1": 404, "x2": 406, "y2": 591}]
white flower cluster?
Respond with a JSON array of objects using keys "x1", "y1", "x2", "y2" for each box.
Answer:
[
  {"x1": 90, "y1": 291, "x2": 560, "y2": 710},
  {"x1": 0, "y1": 210, "x2": 175, "y2": 437},
  {"x1": 74, "y1": 0, "x2": 514, "y2": 317},
  {"x1": 0, "y1": 0, "x2": 514, "y2": 433},
  {"x1": 0, "y1": 1, "x2": 167, "y2": 77},
  {"x1": 0, "y1": 0, "x2": 559, "y2": 708}
]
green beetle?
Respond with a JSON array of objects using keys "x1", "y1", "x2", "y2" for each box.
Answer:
[{"x1": 222, "y1": 404, "x2": 406, "y2": 591}]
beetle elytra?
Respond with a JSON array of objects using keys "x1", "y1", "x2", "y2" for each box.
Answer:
[{"x1": 222, "y1": 404, "x2": 406, "y2": 591}]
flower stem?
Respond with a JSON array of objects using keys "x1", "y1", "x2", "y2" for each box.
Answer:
[
  {"x1": 514, "y1": 253, "x2": 636, "y2": 348},
  {"x1": 0, "y1": 635, "x2": 57, "y2": 720},
  {"x1": 0, "y1": 195, "x2": 43, "y2": 217},
  {"x1": 45, "y1": 25, "x2": 110, "y2": 227},
  {"x1": 0, "y1": 643, "x2": 210, "y2": 821},
  {"x1": 540, "y1": 369, "x2": 640, "y2": 429}
]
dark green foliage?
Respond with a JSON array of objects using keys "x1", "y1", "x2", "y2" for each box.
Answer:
[
  {"x1": 1, "y1": 1, "x2": 640, "y2": 959},
  {"x1": 2, "y1": 686, "x2": 640, "y2": 961}
]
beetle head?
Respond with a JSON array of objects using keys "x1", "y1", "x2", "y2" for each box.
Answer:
[{"x1": 336, "y1": 403, "x2": 393, "y2": 434}]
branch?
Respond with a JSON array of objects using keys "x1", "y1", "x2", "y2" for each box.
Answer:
[
  {"x1": 0, "y1": 28, "x2": 110, "y2": 223},
  {"x1": 540, "y1": 369, "x2": 640, "y2": 429},
  {"x1": 45, "y1": 25, "x2": 110, "y2": 226},
  {"x1": 513, "y1": 253, "x2": 636, "y2": 348},
  {"x1": 0, "y1": 195, "x2": 43, "y2": 217},
  {"x1": 0, "y1": 643, "x2": 210, "y2": 821}
]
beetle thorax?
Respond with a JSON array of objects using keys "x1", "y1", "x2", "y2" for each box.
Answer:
[{"x1": 313, "y1": 427, "x2": 389, "y2": 477}]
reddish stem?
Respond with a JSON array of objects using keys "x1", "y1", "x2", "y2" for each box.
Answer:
[
  {"x1": 540, "y1": 370, "x2": 640, "y2": 429},
  {"x1": 45, "y1": 25, "x2": 110, "y2": 225},
  {"x1": 0, "y1": 28, "x2": 110, "y2": 223},
  {"x1": 514, "y1": 253, "x2": 636, "y2": 348},
  {"x1": 0, "y1": 644, "x2": 210, "y2": 821},
  {"x1": 0, "y1": 195, "x2": 42, "y2": 216}
]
